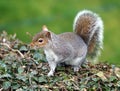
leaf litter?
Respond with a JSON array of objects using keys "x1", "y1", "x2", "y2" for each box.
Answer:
[{"x1": 0, "y1": 31, "x2": 120, "y2": 91}]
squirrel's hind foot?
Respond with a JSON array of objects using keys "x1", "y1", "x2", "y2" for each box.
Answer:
[{"x1": 73, "y1": 66, "x2": 80, "y2": 72}]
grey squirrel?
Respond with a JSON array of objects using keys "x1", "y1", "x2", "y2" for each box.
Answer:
[{"x1": 30, "y1": 10, "x2": 103, "y2": 76}]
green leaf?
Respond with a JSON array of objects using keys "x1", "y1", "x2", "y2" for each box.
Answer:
[
  {"x1": 30, "y1": 70, "x2": 38, "y2": 76},
  {"x1": 92, "y1": 78, "x2": 99, "y2": 82},
  {"x1": 109, "y1": 76, "x2": 117, "y2": 82},
  {"x1": 117, "y1": 81, "x2": 120, "y2": 87},
  {"x1": 38, "y1": 76, "x2": 47, "y2": 83},
  {"x1": 12, "y1": 62, "x2": 17, "y2": 68},
  {"x1": 0, "y1": 62, "x2": 6, "y2": 68},
  {"x1": 0, "y1": 61, "x2": 7, "y2": 72},
  {"x1": 41, "y1": 88, "x2": 48, "y2": 91},
  {"x1": 18, "y1": 67, "x2": 24, "y2": 74},
  {"x1": 11, "y1": 83, "x2": 20, "y2": 90},
  {"x1": 16, "y1": 88, "x2": 23, "y2": 91},
  {"x1": 16, "y1": 75, "x2": 27, "y2": 82},
  {"x1": 33, "y1": 52, "x2": 42, "y2": 61},
  {"x1": 2, "y1": 81, "x2": 11, "y2": 90},
  {"x1": 19, "y1": 46, "x2": 28, "y2": 51},
  {"x1": 0, "y1": 73, "x2": 12, "y2": 79}
]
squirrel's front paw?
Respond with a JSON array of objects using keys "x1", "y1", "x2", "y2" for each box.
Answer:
[{"x1": 47, "y1": 71, "x2": 54, "y2": 77}]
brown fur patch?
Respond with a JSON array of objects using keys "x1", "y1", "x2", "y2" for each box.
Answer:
[
  {"x1": 74, "y1": 12, "x2": 100, "y2": 58},
  {"x1": 88, "y1": 36, "x2": 96, "y2": 54},
  {"x1": 75, "y1": 15, "x2": 95, "y2": 44}
]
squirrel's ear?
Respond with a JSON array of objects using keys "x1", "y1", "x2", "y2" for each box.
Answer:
[
  {"x1": 42, "y1": 25, "x2": 51, "y2": 39},
  {"x1": 45, "y1": 31, "x2": 51, "y2": 39},
  {"x1": 42, "y1": 25, "x2": 48, "y2": 31}
]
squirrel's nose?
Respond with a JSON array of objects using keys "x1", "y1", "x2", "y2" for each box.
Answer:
[{"x1": 30, "y1": 42, "x2": 34, "y2": 47}]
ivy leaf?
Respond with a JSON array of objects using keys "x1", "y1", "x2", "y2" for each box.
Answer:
[
  {"x1": 11, "y1": 83, "x2": 20, "y2": 90},
  {"x1": 0, "y1": 61, "x2": 7, "y2": 72},
  {"x1": 38, "y1": 76, "x2": 47, "y2": 83},
  {"x1": 19, "y1": 46, "x2": 28, "y2": 51},
  {"x1": 109, "y1": 76, "x2": 117, "y2": 82},
  {"x1": 2, "y1": 81, "x2": 11, "y2": 90},
  {"x1": 31, "y1": 70, "x2": 38, "y2": 75},
  {"x1": 117, "y1": 81, "x2": 120, "y2": 87},
  {"x1": 16, "y1": 75, "x2": 27, "y2": 82},
  {"x1": 16, "y1": 88, "x2": 23, "y2": 91},
  {"x1": 12, "y1": 62, "x2": 17, "y2": 68},
  {"x1": 33, "y1": 52, "x2": 42, "y2": 61},
  {"x1": 41, "y1": 88, "x2": 48, "y2": 91},
  {"x1": 18, "y1": 67, "x2": 24, "y2": 74},
  {"x1": 0, "y1": 73, "x2": 12, "y2": 79},
  {"x1": 92, "y1": 78, "x2": 99, "y2": 82}
]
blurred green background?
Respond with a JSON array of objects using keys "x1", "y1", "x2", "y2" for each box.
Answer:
[{"x1": 0, "y1": 0, "x2": 120, "y2": 66}]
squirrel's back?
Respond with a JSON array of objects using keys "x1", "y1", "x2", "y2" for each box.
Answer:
[
  {"x1": 58, "y1": 32, "x2": 87, "y2": 51},
  {"x1": 73, "y1": 10, "x2": 103, "y2": 59}
]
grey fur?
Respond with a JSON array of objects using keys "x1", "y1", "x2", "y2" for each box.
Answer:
[{"x1": 37, "y1": 10, "x2": 103, "y2": 76}]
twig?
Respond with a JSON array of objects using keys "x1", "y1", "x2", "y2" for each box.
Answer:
[
  {"x1": 37, "y1": 85, "x2": 59, "y2": 89},
  {"x1": 0, "y1": 43, "x2": 24, "y2": 58}
]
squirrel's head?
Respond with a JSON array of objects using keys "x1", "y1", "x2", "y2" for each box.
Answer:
[{"x1": 30, "y1": 25, "x2": 51, "y2": 48}]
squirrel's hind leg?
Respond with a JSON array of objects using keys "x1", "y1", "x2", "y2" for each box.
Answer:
[
  {"x1": 73, "y1": 57, "x2": 86, "y2": 72},
  {"x1": 73, "y1": 66, "x2": 80, "y2": 72}
]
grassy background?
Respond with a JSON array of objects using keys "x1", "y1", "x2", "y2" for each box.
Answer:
[{"x1": 0, "y1": 0, "x2": 120, "y2": 65}]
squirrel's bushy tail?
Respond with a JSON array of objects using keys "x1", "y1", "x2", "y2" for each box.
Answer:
[{"x1": 73, "y1": 10, "x2": 103, "y2": 60}]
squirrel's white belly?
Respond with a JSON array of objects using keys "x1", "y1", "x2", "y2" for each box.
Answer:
[
  {"x1": 44, "y1": 49, "x2": 59, "y2": 62},
  {"x1": 44, "y1": 49, "x2": 73, "y2": 63},
  {"x1": 44, "y1": 49, "x2": 85, "y2": 66},
  {"x1": 65, "y1": 57, "x2": 85, "y2": 66}
]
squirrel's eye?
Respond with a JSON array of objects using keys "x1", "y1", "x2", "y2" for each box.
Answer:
[{"x1": 38, "y1": 39, "x2": 43, "y2": 43}]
